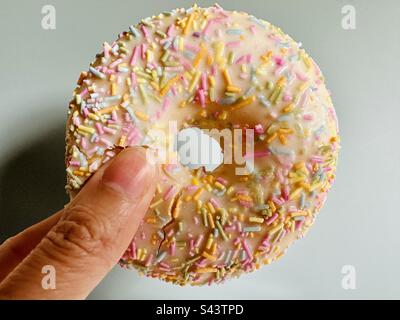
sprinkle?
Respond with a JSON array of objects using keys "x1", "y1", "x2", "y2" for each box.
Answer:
[
  {"x1": 215, "y1": 220, "x2": 228, "y2": 241},
  {"x1": 249, "y1": 217, "x2": 264, "y2": 223},
  {"x1": 202, "y1": 251, "x2": 217, "y2": 261},
  {"x1": 196, "y1": 267, "x2": 218, "y2": 273},
  {"x1": 89, "y1": 67, "x2": 106, "y2": 79},
  {"x1": 243, "y1": 226, "x2": 262, "y2": 233},
  {"x1": 230, "y1": 96, "x2": 256, "y2": 110},
  {"x1": 221, "y1": 68, "x2": 232, "y2": 86},
  {"x1": 154, "y1": 251, "x2": 167, "y2": 264},
  {"x1": 242, "y1": 240, "x2": 253, "y2": 260},
  {"x1": 129, "y1": 25, "x2": 141, "y2": 38},
  {"x1": 78, "y1": 125, "x2": 95, "y2": 134},
  {"x1": 163, "y1": 185, "x2": 176, "y2": 201},
  {"x1": 160, "y1": 74, "x2": 180, "y2": 96},
  {"x1": 135, "y1": 110, "x2": 149, "y2": 121}
]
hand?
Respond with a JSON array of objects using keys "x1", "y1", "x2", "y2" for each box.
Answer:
[{"x1": 0, "y1": 147, "x2": 157, "y2": 299}]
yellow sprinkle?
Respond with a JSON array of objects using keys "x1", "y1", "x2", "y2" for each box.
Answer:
[
  {"x1": 172, "y1": 196, "x2": 182, "y2": 219},
  {"x1": 226, "y1": 186, "x2": 235, "y2": 195},
  {"x1": 118, "y1": 135, "x2": 126, "y2": 146},
  {"x1": 214, "y1": 181, "x2": 225, "y2": 190},
  {"x1": 249, "y1": 217, "x2": 264, "y2": 223},
  {"x1": 146, "y1": 217, "x2": 157, "y2": 224},
  {"x1": 282, "y1": 103, "x2": 294, "y2": 113},
  {"x1": 150, "y1": 198, "x2": 163, "y2": 209},
  {"x1": 279, "y1": 134, "x2": 288, "y2": 145},
  {"x1": 97, "y1": 105, "x2": 119, "y2": 115},
  {"x1": 201, "y1": 251, "x2": 217, "y2": 261},
  {"x1": 208, "y1": 75, "x2": 216, "y2": 87},
  {"x1": 189, "y1": 70, "x2": 201, "y2": 93},
  {"x1": 206, "y1": 234, "x2": 214, "y2": 250},
  {"x1": 77, "y1": 125, "x2": 95, "y2": 134},
  {"x1": 267, "y1": 132, "x2": 278, "y2": 144},
  {"x1": 184, "y1": 13, "x2": 195, "y2": 35},
  {"x1": 215, "y1": 220, "x2": 228, "y2": 241},
  {"x1": 196, "y1": 267, "x2": 218, "y2": 273},
  {"x1": 269, "y1": 223, "x2": 284, "y2": 235},
  {"x1": 226, "y1": 85, "x2": 241, "y2": 93},
  {"x1": 207, "y1": 201, "x2": 216, "y2": 214},
  {"x1": 160, "y1": 75, "x2": 180, "y2": 97},
  {"x1": 111, "y1": 83, "x2": 117, "y2": 96},
  {"x1": 192, "y1": 45, "x2": 207, "y2": 68},
  {"x1": 290, "y1": 211, "x2": 307, "y2": 218},
  {"x1": 193, "y1": 187, "x2": 203, "y2": 200},
  {"x1": 310, "y1": 181, "x2": 323, "y2": 192},
  {"x1": 221, "y1": 68, "x2": 232, "y2": 86},
  {"x1": 207, "y1": 212, "x2": 215, "y2": 229},
  {"x1": 88, "y1": 113, "x2": 99, "y2": 121},
  {"x1": 289, "y1": 187, "x2": 303, "y2": 200},
  {"x1": 230, "y1": 95, "x2": 255, "y2": 110},
  {"x1": 135, "y1": 110, "x2": 149, "y2": 121}
]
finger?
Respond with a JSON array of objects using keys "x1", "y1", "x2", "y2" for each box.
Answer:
[
  {"x1": 0, "y1": 210, "x2": 63, "y2": 282},
  {"x1": 0, "y1": 147, "x2": 157, "y2": 299}
]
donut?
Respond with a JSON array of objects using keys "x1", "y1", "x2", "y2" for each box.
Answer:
[{"x1": 65, "y1": 4, "x2": 340, "y2": 286}]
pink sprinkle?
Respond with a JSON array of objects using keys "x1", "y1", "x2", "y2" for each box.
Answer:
[
  {"x1": 186, "y1": 185, "x2": 199, "y2": 192},
  {"x1": 210, "y1": 198, "x2": 220, "y2": 209},
  {"x1": 145, "y1": 254, "x2": 154, "y2": 267},
  {"x1": 109, "y1": 58, "x2": 122, "y2": 69},
  {"x1": 170, "y1": 241, "x2": 176, "y2": 256},
  {"x1": 69, "y1": 160, "x2": 80, "y2": 167},
  {"x1": 100, "y1": 137, "x2": 112, "y2": 147},
  {"x1": 295, "y1": 220, "x2": 304, "y2": 231},
  {"x1": 130, "y1": 242, "x2": 137, "y2": 259},
  {"x1": 216, "y1": 177, "x2": 228, "y2": 185},
  {"x1": 283, "y1": 93, "x2": 292, "y2": 102},
  {"x1": 189, "y1": 239, "x2": 195, "y2": 251},
  {"x1": 254, "y1": 124, "x2": 264, "y2": 134},
  {"x1": 210, "y1": 65, "x2": 217, "y2": 76},
  {"x1": 272, "y1": 195, "x2": 284, "y2": 206},
  {"x1": 199, "y1": 89, "x2": 206, "y2": 108},
  {"x1": 296, "y1": 72, "x2": 309, "y2": 81},
  {"x1": 159, "y1": 262, "x2": 170, "y2": 269},
  {"x1": 167, "y1": 24, "x2": 175, "y2": 37},
  {"x1": 141, "y1": 25, "x2": 150, "y2": 40},
  {"x1": 303, "y1": 113, "x2": 314, "y2": 121},
  {"x1": 80, "y1": 88, "x2": 88, "y2": 98},
  {"x1": 194, "y1": 216, "x2": 199, "y2": 225},
  {"x1": 235, "y1": 55, "x2": 246, "y2": 64},
  {"x1": 266, "y1": 213, "x2": 278, "y2": 225},
  {"x1": 95, "y1": 122, "x2": 104, "y2": 135},
  {"x1": 242, "y1": 240, "x2": 253, "y2": 260},
  {"x1": 80, "y1": 137, "x2": 88, "y2": 150},
  {"x1": 185, "y1": 44, "x2": 199, "y2": 53},
  {"x1": 249, "y1": 25, "x2": 256, "y2": 34},
  {"x1": 163, "y1": 185, "x2": 176, "y2": 201},
  {"x1": 103, "y1": 126, "x2": 117, "y2": 135},
  {"x1": 130, "y1": 46, "x2": 139, "y2": 66},
  {"x1": 226, "y1": 41, "x2": 240, "y2": 48},
  {"x1": 246, "y1": 54, "x2": 253, "y2": 64},
  {"x1": 311, "y1": 155, "x2": 323, "y2": 163},
  {"x1": 162, "y1": 97, "x2": 170, "y2": 112},
  {"x1": 201, "y1": 73, "x2": 208, "y2": 90},
  {"x1": 103, "y1": 42, "x2": 111, "y2": 59},
  {"x1": 141, "y1": 43, "x2": 147, "y2": 60},
  {"x1": 203, "y1": 19, "x2": 214, "y2": 35},
  {"x1": 195, "y1": 234, "x2": 204, "y2": 247},
  {"x1": 274, "y1": 56, "x2": 284, "y2": 66}
]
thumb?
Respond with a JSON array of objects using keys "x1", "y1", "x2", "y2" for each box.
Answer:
[{"x1": 0, "y1": 147, "x2": 157, "y2": 299}]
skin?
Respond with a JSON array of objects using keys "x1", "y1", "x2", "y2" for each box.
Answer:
[{"x1": 0, "y1": 147, "x2": 158, "y2": 299}]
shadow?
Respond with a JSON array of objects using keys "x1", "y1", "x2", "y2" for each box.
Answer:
[{"x1": 0, "y1": 125, "x2": 68, "y2": 243}]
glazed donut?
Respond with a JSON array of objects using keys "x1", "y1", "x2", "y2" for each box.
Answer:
[{"x1": 65, "y1": 4, "x2": 340, "y2": 285}]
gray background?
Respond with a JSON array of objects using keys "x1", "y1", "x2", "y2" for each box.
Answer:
[{"x1": 0, "y1": 0, "x2": 399, "y2": 299}]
